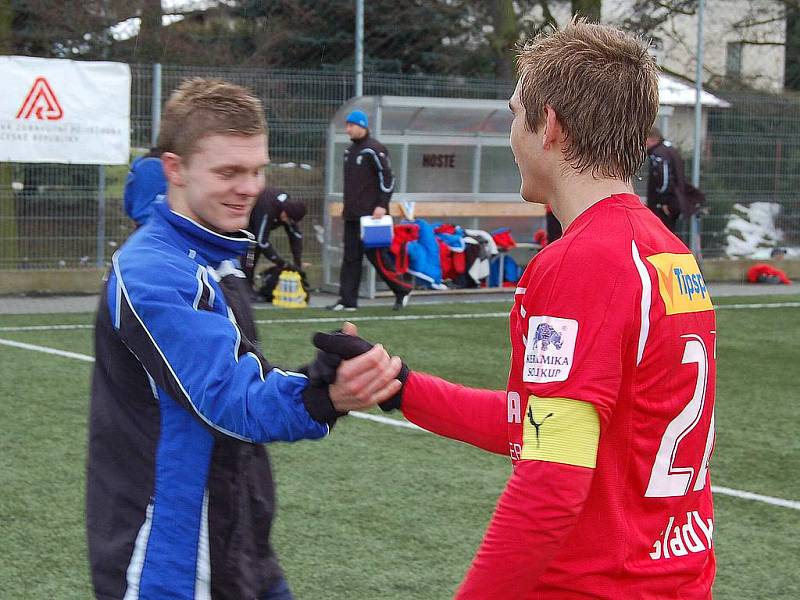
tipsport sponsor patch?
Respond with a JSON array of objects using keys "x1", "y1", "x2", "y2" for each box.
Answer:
[
  {"x1": 523, "y1": 316, "x2": 577, "y2": 383},
  {"x1": 647, "y1": 253, "x2": 713, "y2": 315}
]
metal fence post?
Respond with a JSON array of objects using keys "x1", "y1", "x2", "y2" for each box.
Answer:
[
  {"x1": 96, "y1": 165, "x2": 106, "y2": 268},
  {"x1": 152, "y1": 63, "x2": 162, "y2": 147},
  {"x1": 355, "y1": 0, "x2": 364, "y2": 97}
]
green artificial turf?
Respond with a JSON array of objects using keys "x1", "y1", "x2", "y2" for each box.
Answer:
[{"x1": 0, "y1": 296, "x2": 797, "y2": 599}]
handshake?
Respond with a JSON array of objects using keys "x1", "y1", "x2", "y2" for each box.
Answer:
[{"x1": 301, "y1": 322, "x2": 409, "y2": 425}]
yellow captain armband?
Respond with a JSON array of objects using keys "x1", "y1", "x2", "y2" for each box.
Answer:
[{"x1": 520, "y1": 396, "x2": 600, "y2": 468}]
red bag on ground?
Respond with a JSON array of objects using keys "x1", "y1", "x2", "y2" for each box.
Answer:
[{"x1": 746, "y1": 264, "x2": 791, "y2": 285}]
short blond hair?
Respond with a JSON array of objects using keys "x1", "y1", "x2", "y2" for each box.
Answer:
[
  {"x1": 516, "y1": 20, "x2": 659, "y2": 180},
  {"x1": 157, "y1": 78, "x2": 266, "y2": 160}
]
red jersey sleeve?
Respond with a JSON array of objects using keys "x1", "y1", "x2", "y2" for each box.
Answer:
[
  {"x1": 401, "y1": 371, "x2": 508, "y2": 455},
  {"x1": 455, "y1": 460, "x2": 594, "y2": 599},
  {"x1": 512, "y1": 237, "x2": 638, "y2": 427}
]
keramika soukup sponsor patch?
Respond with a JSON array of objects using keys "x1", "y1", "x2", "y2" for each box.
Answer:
[{"x1": 646, "y1": 253, "x2": 713, "y2": 315}]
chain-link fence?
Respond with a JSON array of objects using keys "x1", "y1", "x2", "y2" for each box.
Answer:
[
  {"x1": 0, "y1": 64, "x2": 513, "y2": 274},
  {"x1": 1, "y1": 63, "x2": 799, "y2": 275},
  {"x1": 701, "y1": 91, "x2": 800, "y2": 258}
]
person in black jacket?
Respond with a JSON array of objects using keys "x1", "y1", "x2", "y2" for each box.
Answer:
[
  {"x1": 327, "y1": 110, "x2": 412, "y2": 311},
  {"x1": 646, "y1": 127, "x2": 687, "y2": 233},
  {"x1": 244, "y1": 187, "x2": 306, "y2": 286}
]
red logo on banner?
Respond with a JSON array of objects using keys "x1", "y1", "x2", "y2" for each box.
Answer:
[{"x1": 16, "y1": 77, "x2": 64, "y2": 121}]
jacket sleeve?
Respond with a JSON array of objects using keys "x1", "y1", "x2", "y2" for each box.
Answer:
[
  {"x1": 647, "y1": 153, "x2": 662, "y2": 201},
  {"x1": 455, "y1": 460, "x2": 594, "y2": 598},
  {"x1": 370, "y1": 143, "x2": 395, "y2": 209},
  {"x1": 258, "y1": 225, "x2": 284, "y2": 265},
  {"x1": 108, "y1": 252, "x2": 328, "y2": 444},
  {"x1": 669, "y1": 147, "x2": 688, "y2": 213},
  {"x1": 284, "y1": 222, "x2": 303, "y2": 266},
  {"x1": 650, "y1": 147, "x2": 683, "y2": 213},
  {"x1": 401, "y1": 371, "x2": 508, "y2": 455}
]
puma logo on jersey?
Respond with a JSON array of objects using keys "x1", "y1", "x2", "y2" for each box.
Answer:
[{"x1": 527, "y1": 404, "x2": 554, "y2": 448}]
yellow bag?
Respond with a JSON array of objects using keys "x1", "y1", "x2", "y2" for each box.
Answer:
[{"x1": 272, "y1": 270, "x2": 307, "y2": 309}]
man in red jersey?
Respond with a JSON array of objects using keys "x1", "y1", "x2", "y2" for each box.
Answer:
[{"x1": 317, "y1": 20, "x2": 716, "y2": 599}]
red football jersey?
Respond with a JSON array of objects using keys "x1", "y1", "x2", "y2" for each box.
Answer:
[{"x1": 506, "y1": 193, "x2": 716, "y2": 598}]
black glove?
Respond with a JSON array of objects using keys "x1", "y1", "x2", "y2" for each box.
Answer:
[
  {"x1": 299, "y1": 351, "x2": 348, "y2": 427},
  {"x1": 312, "y1": 331, "x2": 409, "y2": 412}
]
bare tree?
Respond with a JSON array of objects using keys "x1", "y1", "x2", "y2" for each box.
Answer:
[{"x1": 620, "y1": 0, "x2": 797, "y2": 91}]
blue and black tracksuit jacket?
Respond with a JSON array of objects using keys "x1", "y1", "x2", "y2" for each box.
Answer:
[{"x1": 87, "y1": 201, "x2": 329, "y2": 599}]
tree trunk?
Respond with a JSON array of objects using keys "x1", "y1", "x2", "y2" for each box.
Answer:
[
  {"x1": 490, "y1": 0, "x2": 518, "y2": 81},
  {"x1": 138, "y1": 0, "x2": 162, "y2": 63},
  {"x1": 0, "y1": 0, "x2": 10, "y2": 52},
  {"x1": 786, "y1": 5, "x2": 800, "y2": 91},
  {"x1": 571, "y1": 0, "x2": 601, "y2": 22}
]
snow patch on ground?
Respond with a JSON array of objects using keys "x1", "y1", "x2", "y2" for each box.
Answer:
[{"x1": 724, "y1": 202, "x2": 798, "y2": 258}]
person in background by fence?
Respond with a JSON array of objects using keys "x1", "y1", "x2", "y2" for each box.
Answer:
[
  {"x1": 243, "y1": 186, "x2": 306, "y2": 290},
  {"x1": 87, "y1": 77, "x2": 403, "y2": 600},
  {"x1": 123, "y1": 147, "x2": 167, "y2": 227},
  {"x1": 327, "y1": 110, "x2": 412, "y2": 312},
  {"x1": 545, "y1": 203, "x2": 562, "y2": 244},
  {"x1": 646, "y1": 127, "x2": 687, "y2": 233},
  {"x1": 315, "y1": 21, "x2": 717, "y2": 599}
]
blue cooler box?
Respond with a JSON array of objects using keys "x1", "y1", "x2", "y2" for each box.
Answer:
[{"x1": 360, "y1": 215, "x2": 394, "y2": 248}]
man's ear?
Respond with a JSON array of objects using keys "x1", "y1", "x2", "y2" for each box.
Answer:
[
  {"x1": 161, "y1": 152, "x2": 185, "y2": 187},
  {"x1": 541, "y1": 105, "x2": 563, "y2": 151}
]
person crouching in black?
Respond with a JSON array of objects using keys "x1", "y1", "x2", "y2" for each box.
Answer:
[{"x1": 244, "y1": 187, "x2": 306, "y2": 292}]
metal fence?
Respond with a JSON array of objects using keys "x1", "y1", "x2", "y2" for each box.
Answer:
[
  {"x1": 701, "y1": 91, "x2": 800, "y2": 257},
  {"x1": 1, "y1": 63, "x2": 799, "y2": 274},
  {"x1": 0, "y1": 64, "x2": 511, "y2": 273}
]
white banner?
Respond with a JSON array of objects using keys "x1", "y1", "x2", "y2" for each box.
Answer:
[{"x1": 0, "y1": 56, "x2": 131, "y2": 165}]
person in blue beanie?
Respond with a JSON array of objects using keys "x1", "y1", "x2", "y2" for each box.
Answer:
[
  {"x1": 123, "y1": 147, "x2": 167, "y2": 226},
  {"x1": 327, "y1": 110, "x2": 412, "y2": 311}
]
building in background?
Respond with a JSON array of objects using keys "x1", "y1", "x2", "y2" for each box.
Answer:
[{"x1": 603, "y1": 0, "x2": 786, "y2": 92}]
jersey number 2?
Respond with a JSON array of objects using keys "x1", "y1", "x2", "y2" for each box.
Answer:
[{"x1": 645, "y1": 334, "x2": 715, "y2": 498}]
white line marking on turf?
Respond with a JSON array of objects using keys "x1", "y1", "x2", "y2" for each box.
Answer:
[
  {"x1": 715, "y1": 302, "x2": 800, "y2": 310},
  {"x1": 2, "y1": 301, "x2": 798, "y2": 332},
  {"x1": 255, "y1": 312, "x2": 508, "y2": 325},
  {"x1": 711, "y1": 486, "x2": 800, "y2": 510},
  {"x1": 3, "y1": 336, "x2": 800, "y2": 512},
  {"x1": 349, "y1": 411, "x2": 424, "y2": 430},
  {"x1": 0, "y1": 338, "x2": 95, "y2": 362},
  {"x1": 0, "y1": 323, "x2": 94, "y2": 332}
]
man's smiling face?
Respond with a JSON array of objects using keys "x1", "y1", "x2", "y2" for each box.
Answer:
[{"x1": 168, "y1": 133, "x2": 268, "y2": 233}]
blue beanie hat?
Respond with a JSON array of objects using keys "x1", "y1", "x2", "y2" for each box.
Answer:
[
  {"x1": 345, "y1": 110, "x2": 369, "y2": 129},
  {"x1": 124, "y1": 156, "x2": 167, "y2": 226}
]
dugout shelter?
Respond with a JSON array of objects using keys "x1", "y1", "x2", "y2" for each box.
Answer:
[{"x1": 322, "y1": 95, "x2": 537, "y2": 296}]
